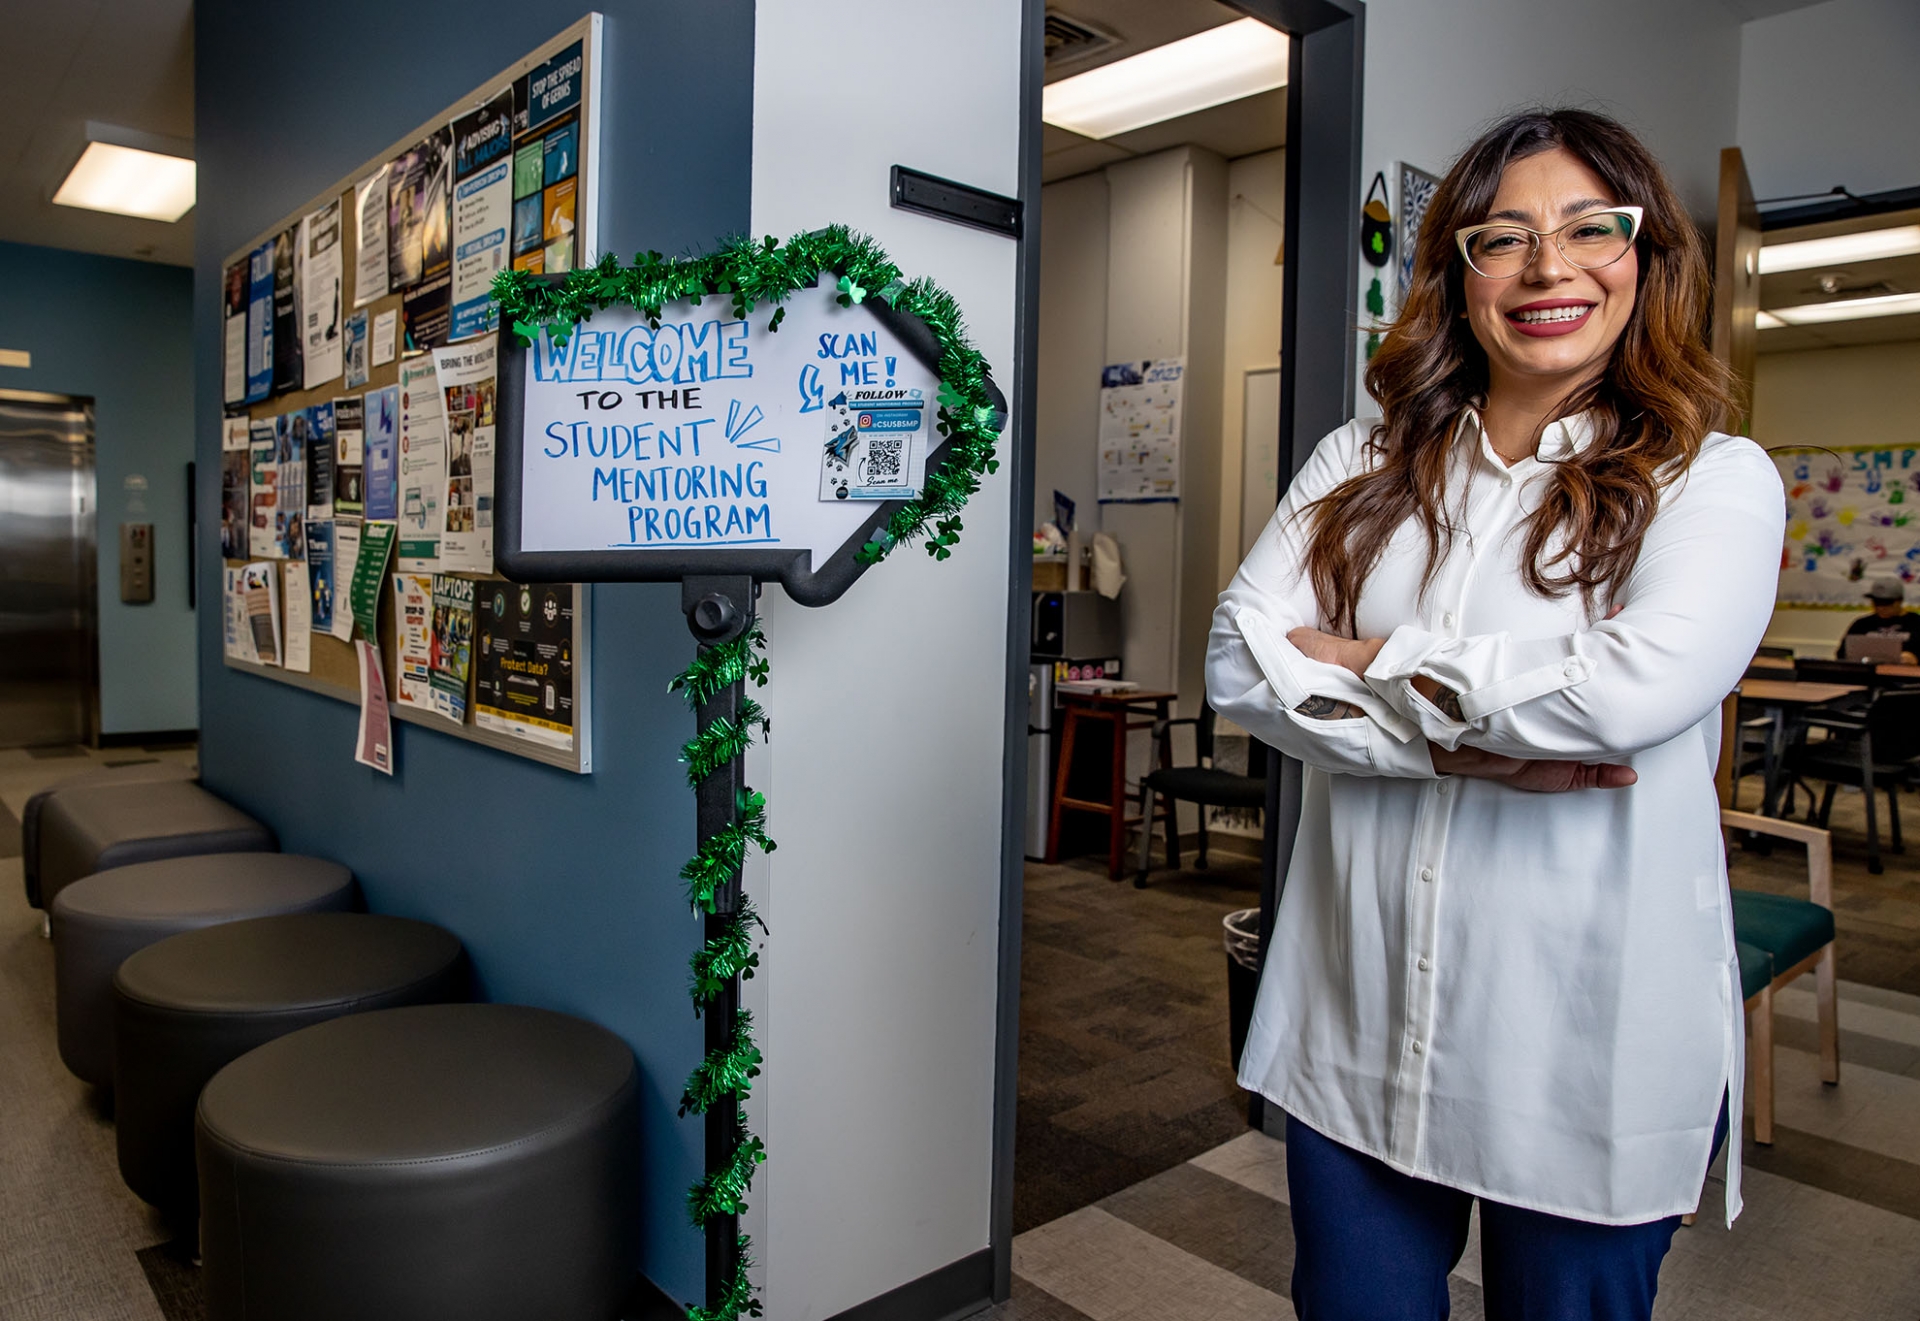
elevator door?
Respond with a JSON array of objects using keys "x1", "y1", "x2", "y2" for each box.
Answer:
[{"x1": 0, "y1": 391, "x2": 98, "y2": 748}]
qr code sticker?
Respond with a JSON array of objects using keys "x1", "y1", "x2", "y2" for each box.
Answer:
[{"x1": 863, "y1": 435, "x2": 905, "y2": 484}]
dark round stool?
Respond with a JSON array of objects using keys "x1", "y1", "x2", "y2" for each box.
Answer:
[
  {"x1": 195, "y1": 1004, "x2": 640, "y2": 1321},
  {"x1": 113, "y1": 913, "x2": 469, "y2": 1221},
  {"x1": 49, "y1": 853, "x2": 356, "y2": 1088}
]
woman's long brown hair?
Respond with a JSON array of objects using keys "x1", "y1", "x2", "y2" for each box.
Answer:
[{"x1": 1303, "y1": 109, "x2": 1736, "y2": 634}]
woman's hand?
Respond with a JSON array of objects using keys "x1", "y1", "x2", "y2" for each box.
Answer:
[
  {"x1": 1288, "y1": 627, "x2": 1386, "y2": 676},
  {"x1": 1428, "y1": 742, "x2": 1636, "y2": 792}
]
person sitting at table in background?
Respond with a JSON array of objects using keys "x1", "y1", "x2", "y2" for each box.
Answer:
[{"x1": 1839, "y1": 578, "x2": 1920, "y2": 664}]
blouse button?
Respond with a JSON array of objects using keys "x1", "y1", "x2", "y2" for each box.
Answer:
[
  {"x1": 1418, "y1": 957, "x2": 1431, "y2": 971},
  {"x1": 1443, "y1": 612, "x2": 1456, "y2": 629},
  {"x1": 1436, "y1": 782, "x2": 1450, "y2": 796},
  {"x1": 1412, "y1": 1039, "x2": 1425, "y2": 1054},
  {"x1": 1420, "y1": 866, "x2": 1434, "y2": 882}
]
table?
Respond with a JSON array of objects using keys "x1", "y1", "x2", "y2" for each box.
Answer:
[
  {"x1": 1737, "y1": 680, "x2": 1865, "y2": 817},
  {"x1": 1877, "y1": 664, "x2": 1920, "y2": 679},
  {"x1": 1748, "y1": 655, "x2": 1796, "y2": 673},
  {"x1": 1047, "y1": 689, "x2": 1178, "y2": 880}
]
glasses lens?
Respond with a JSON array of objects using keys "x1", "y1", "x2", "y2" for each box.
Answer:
[
  {"x1": 1560, "y1": 212, "x2": 1635, "y2": 269},
  {"x1": 1465, "y1": 226, "x2": 1535, "y2": 277}
]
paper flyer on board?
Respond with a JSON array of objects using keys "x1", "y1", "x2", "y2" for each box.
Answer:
[
  {"x1": 305, "y1": 401, "x2": 335, "y2": 519},
  {"x1": 354, "y1": 640, "x2": 393, "y2": 775},
  {"x1": 449, "y1": 88, "x2": 513, "y2": 342},
  {"x1": 429, "y1": 574, "x2": 474, "y2": 723},
  {"x1": 222, "y1": 260, "x2": 247, "y2": 404},
  {"x1": 248, "y1": 418, "x2": 278, "y2": 558},
  {"x1": 349, "y1": 520, "x2": 396, "y2": 640},
  {"x1": 274, "y1": 413, "x2": 306, "y2": 559},
  {"x1": 272, "y1": 225, "x2": 303, "y2": 394},
  {"x1": 283, "y1": 560, "x2": 312, "y2": 674},
  {"x1": 432, "y1": 340, "x2": 495, "y2": 572},
  {"x1": 372, "y1": 309, "x2": 397, "y2": 367},
  {"x1": 343, "y1": 310, "x2": 369, "y2": 389},
  {"x1": 511, "y1": 40, "x2": 583, "y2": 275},
  {"x1": 390, "y1": 126, "x2": 453, "y2": 351},
  {"x1": 475, "y1": 581, "x2": 576, "y2": 751},
  {"x1": 221, "y1": 419, "x2": 250, "y2": 559},
  {"x1": 240, "y1": 561, "x2": 282, "y2": 666},
  {"x1": 246, "y1": 241, "x2": 274, "y2": 403},
  {"x1": 1096, "y1": 358, "x2": 1184, "y2": 502},
  {"x1": 353, "y1": 164, "x2": 390, "y2": 308},
  {"x1": 397, "y1": 357, "x2": 445, "y2": 569},
  {"x1": 332, "y1": 395, "x2": 364, "y2": 518},
  {"x1": 392, "y1": 572, "x2": 435, "y2": 710},
  {"x1": 301, "y1": 199, "x2": 343, "y2": 390},
  {"x1": 330, "y1": 521, "x2": 360, "y2": 641},
  {"x1": 363, "y1": 384, "x2": 399, "y2": 520},
  {"x1": 222, "y1": 566, "x2": 256, "y2": 662},
  {"x1": 305, "y1": 519, "x2": 336, "y2": 634}
]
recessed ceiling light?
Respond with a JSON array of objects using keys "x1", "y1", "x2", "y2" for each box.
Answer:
[
  {"x1": 1758, "y1": 224, "x2": 1920, "y2": 275},
  {"x1": 53, "y1": 130, "x2": 196, "y2": 223},
  {"x1": 1042, "y1": 17, "x2": 1288, "y2": 140},
  {"x1": 1765, "y1": 291, "x2": 1920, "y2": 325}
]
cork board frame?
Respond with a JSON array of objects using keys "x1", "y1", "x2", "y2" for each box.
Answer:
[{"x1": 218, "y1": 15, "x2": 601, "y2": 774}]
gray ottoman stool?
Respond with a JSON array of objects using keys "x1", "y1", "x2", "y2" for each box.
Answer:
[
  {"x1": 196, "y1": 1004, "x2": 640, "y2": 1321},
  {"x1": 49, "y1": 854, "x2": 356, "y2": 1088},
  {"x1": 22, "y1": 761, "x2": 196, "y2": 908},
  {"x1": 38, "y1": 779, "x2": 275, "y2": 911},
  {"x1": 113, "y1": 913, "x2": 470, "y2": 1221}
]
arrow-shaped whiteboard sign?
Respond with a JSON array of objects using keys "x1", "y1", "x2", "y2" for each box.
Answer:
[{"x1": 495, "y1": 278, "x2": 952, "y2": 605}]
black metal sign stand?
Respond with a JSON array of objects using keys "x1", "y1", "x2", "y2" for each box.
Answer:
[{"x1": 681, "y1": 575, "x2": 757, "y2": 1305}]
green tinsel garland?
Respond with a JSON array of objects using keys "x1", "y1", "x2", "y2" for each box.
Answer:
[
  {"x1": 499, "y1": 233, "x2": 1002, "y2": 1321},
  {"x1": 681, "y1": 703, "x2": 768, "y2": 787},
  {"x1": 689, "y1": 1237, "x2": 762, "y2": 1321},
  {"x1": 669, "y1": 626, "x2": 770, "y2": 709},
  {"x1": 679, "y1": 791, "x2": 776, "y2": 914},
  {"x1": 680, "y1": 1009, "x2": 763, "y2": 1118},
  {"x1": 688, "y1": 1112, "x2": 767, "y2": 1225},
  {"x1": 491, "y1": 226, "x2": 1005, "y2": 564}
]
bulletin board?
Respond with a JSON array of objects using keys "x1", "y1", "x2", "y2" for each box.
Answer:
[
  {"x1": 1775, "y1": 443, "x2": 1920, "y2": 608},
  {"x1": 216, "y1": 17, "x2": 601, "y2": 773}
]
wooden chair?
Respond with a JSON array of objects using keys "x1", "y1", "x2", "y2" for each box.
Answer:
[{"x1": 1721, "y1": 808, "x2": 1840, "y2": 1144}]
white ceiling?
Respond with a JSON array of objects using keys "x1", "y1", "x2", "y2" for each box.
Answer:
[
  {"x1": 1042, "y1": 0, "x2": 1286, "y2": 183},
  {"x1": 1758, "y1": 208, "x2": 1920, "y2": 353},
  {"x1": 0, "y1": 0, "x2": 195, "y2": 267}
]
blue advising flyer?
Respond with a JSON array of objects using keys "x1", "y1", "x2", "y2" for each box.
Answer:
[
  {"x1": 449, "y1": 88, "x2": 514, "y2": 342},
  {"x1": 363, "y1": 384, "x2": 400, "y2": 520}
]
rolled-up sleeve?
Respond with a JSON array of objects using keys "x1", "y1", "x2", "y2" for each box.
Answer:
[
  {"x1": 1363, "y1": 438, "x2": 1785, "y2": 760},
  {"x1": 1208, "y1": 422, "x2": 1439, "y2": 780}
]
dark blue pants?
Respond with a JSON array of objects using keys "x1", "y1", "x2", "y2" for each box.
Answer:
[{"x1": 1285, "y1": 1111, "x2": 1724, "y2": 1321}]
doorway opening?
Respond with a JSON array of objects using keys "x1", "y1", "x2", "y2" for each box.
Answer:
[{"x1": 999, "y1": 4, "x2": 1365, "y2": 1285}]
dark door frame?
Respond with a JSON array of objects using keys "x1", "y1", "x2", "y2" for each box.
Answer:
[{"x1": 991, "y1": 0, "x2": 1365, "y2": 1297}]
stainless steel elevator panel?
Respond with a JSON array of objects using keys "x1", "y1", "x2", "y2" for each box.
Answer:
[{"x1": 0, "y1": 391, "x2": 98, "y2": 747}]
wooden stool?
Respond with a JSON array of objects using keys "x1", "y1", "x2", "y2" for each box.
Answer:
[{"x1": 1047, "y1": 690, "x2": 1177, "y2": 879}]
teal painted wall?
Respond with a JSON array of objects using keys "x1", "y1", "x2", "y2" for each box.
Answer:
[{"x1": 0, "y1": 241, "x2": 198, "y2": 736}]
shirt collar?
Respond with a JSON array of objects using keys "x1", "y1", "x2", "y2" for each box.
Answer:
[{"x1": 1458, "y1": 405, "x2": 1597, "y2": 469}]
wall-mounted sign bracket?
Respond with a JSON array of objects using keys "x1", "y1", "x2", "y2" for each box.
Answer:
[{"x1": 890, "y1": 165, "x2": 1022, "y2": 239}]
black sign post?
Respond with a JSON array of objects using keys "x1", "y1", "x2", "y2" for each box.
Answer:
[{"x1": 495, "y1": 260, "x2": 1004, "y2": 1315}]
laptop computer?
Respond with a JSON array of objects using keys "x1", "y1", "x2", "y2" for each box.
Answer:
[{"x1": 1842, "y1": 633, "x2": 1904, "y2": 662}]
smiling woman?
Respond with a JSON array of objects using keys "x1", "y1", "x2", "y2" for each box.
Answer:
[{"x1": 1206, "y1": 108, "x2": 1787, "y2": 1321}]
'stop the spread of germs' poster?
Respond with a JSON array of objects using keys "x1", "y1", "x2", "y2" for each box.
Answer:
[{"x1": 1774, "y1": 444, "x2": 1920, "y2": 607}]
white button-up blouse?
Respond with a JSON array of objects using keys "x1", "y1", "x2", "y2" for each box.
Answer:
[{"x1": 1206, "y1": 410, "x2": 1785, "y2": 1225}]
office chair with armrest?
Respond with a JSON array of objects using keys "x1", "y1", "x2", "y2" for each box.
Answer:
[{"x1": 1784, "y1": 687, "x2": 1920, "y2": 874}]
